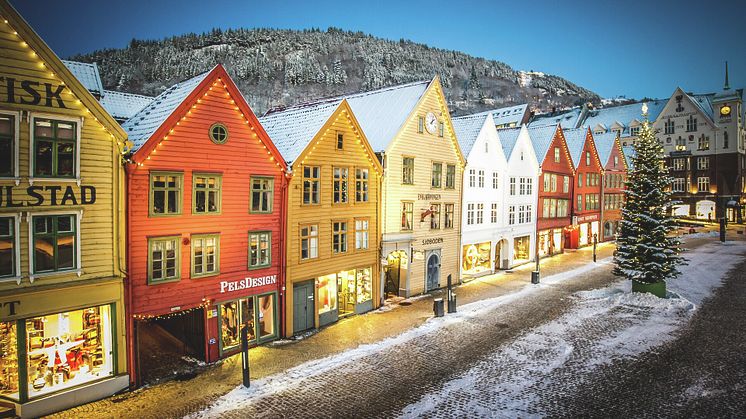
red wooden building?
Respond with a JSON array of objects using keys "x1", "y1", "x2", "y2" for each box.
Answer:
[
  {"x1": 564, "y1": 127, "x2": 604, "y2": 248},
  {"x1": 528, "y1": 124, "x2": 575, "y2": 258},
  {"x1": 122, "y1": 65, "x2": 288, "y2": 385},
  {"x1": 594, "y1": 132, "x2": 628, "y2": 240}
]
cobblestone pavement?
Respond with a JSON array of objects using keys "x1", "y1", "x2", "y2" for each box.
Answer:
[{"x1": 47, "y1": 225, "x2": 738, "y2": 419}]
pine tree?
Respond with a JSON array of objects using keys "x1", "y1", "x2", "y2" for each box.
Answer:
[{"x1": 613, "y1": 104, "x2": 684, "y2": 293}]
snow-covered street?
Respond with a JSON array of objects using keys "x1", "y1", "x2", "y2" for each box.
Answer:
[{"x1": 189, "y1": 239, "x2": 746, "y2": 419}]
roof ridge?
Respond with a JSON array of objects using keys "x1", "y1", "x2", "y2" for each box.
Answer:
[{"x1": 103, "y1": 89, "x2": 153, "y2": 99}]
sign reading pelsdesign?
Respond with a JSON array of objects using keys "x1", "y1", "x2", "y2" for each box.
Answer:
[{"x1": 220, "y1": 274, "x2": 277, "y2": 293}]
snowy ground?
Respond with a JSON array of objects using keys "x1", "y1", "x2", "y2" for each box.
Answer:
[{"x1": 188, "y1": 241, "x2": 746, "y2": 418}]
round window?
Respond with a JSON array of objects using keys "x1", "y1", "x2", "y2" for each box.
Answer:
[{"x1": 209, "y1": 123, "x2": 229, "y2": 144}]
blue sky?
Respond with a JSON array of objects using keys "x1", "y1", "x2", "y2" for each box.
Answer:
[{"x1": 12, "y1": 0, "x2": 746, "y2": 99}]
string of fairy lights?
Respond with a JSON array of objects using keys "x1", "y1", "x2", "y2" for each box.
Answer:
[
  {"x1": 1, "y1": 15, "x2": 129, "y2": 155},
  {"x1": 132, "y1": 299, "x2": 212, "y2": 321}
]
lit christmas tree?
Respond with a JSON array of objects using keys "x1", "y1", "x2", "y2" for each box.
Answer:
[{"x1": 613, "y1": 103, "x2": 684, "y2": 297}]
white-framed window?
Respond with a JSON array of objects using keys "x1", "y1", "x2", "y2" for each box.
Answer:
[
  {"x1": 523, "y1": 205, "x2": 532, "y2": 223},
  {"x1": 508, "y1": 205, "x2": 516, "y2": 225},
  {"x1": 698, "y1": 135, "x2": 710, "y2": 151},
  {"x1": 686, "y1": 116, "x2": 697, "y2": 132},
  {"x1": 0, "y1": 110, "x2": 20, "y2": 180},
  {"x1": 476, "y1": 203, "x2": 484, "y2": 224},
  {"x1": 355, "y1": 219, "x2": 369, "y2": 249},
  {"x1": 28, "y1": 210, "x2": 83, "y2": 281},
  {"x1": 630, "y1": 126, "x2": 640, "y2": 136},
  {"x1": 586, "y1": 151, "x2": 591, "y2": 166},
  {"x1": 491, "y1": 203, "x2": 498, "y2": 223},
  {"x1": 29, "y1": 113, "x2": 83, "y2": 182},
  {"x1": 519, "y1": 177, "x2": 526, "y2": 195},
  {"x1": 467, "y1": 203, "x2": 475, "y2": 225},
  {"x1": 563, "y1": 175, "x2": 569, "y2": 193},
  {"x1": 664, "y1": 119, "x2": 674, "y2": 135},
  {"x1": 518, "y1": 205, "x2": 526, "y2": 224},
  {"x1": 492, "y1": 172, "x2": 499, "y2": 189},
  {"x1": 672, "y1": 178, "x2": 686, "y2": 192},
  {"x1": 554, "y1": 147, "x2": 560, "y2": 163},
  {"x1": 673, "y1": 158, "x2": 685, "y2": 171},
  {"x1": 300, "y1": 224, "x2": 318, "y2": 260},
  {"x1": 697, "y1": 177, "x2": 710, "y2": 192},
  {"x1": 697, "y1": 157, "x2": 709, "y2": 170},
  {"x1": 469, "y1": 169, "x2": 476, "y2": 188},
  {"x1": 525, "y1": 178, "x2": 533, "y2": 195},
  {"x1": 478, "y1": 170, "x2": 485, "y2": 188},
  {"x1": 543, "y1": 173, "x2": 550, "y2": 191},
  {"x1": 0, "y1": 215, "x2": 21, "y2": 283},
  {"x1": 509, "y1": 177, "x2": 516, "y2": 195}
]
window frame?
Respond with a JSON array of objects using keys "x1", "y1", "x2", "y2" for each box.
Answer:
[
  {"x1": 431, "y1": 162, "x2": 443, "y2": 189},
  {"x1": 355, "y1": 168, "x2": 369, "y2": 202},
  {"x1": 192, "y1": 173, "x2": 222, "y2": 215},
  {"x1": 402, "y1": 157, "x2": 415, "y2": 185},
  {"x1": 190, "y1": 234, "x2": 220, "y2": 278},
  {"x1": 697, "y1": 176, "x2": 710, "y2": 193},
  {"x1": 29, "y1": 113, "x2": 83, "y2": 181},
  {"x1": 332, "y1": 167, "x2": 349, "y2": 204},
  {"x1": 248, "y1": 231, "x2": 272, "y2": 269},
  {"x1": 355, "y1": 218, "x2": 370, "y2": 250},
  {"x1": 302, "y1": 165, "x2": 320, "y2": 205},
  {"x1": 147, "y1": 235, "x2": 181, "y2": 285},
  {"x1": 445, "y1": 164, "x2": 456, "y2": 189},
  {"x1": 149, "y1": 171, "x2": 184, "y2": 217},
  {"x1": 332, "y1": 221, "x2": 348, "y2": 254},
  {"x1": 29, "y1": 212, "x2": 80, "y2": 278},
  {"x1": 401, "y1": 201, "x2": 414, "y2": 231},
  {"x1": 444, "y1": 203, "x2": 455, "y2": 229},
  {"x1": 0, "y1": 110, "x2": 20, "y2": 180},
  {"x1": 0, "y1": 215, "x2": 21, "y2": 283},
  {"x1": 554, "y1": 147, "x2": 560, "y2": 163},
  {"x1": 250, "y1": 176, "x2": 274, "y2": 214},
  {"x1": 300, "y1": 224, "x2": 319, "y2": 261},
  {"x1": 430, "y1": 203, "x2": 441, "y2": 229},
  {"x1": 336, "y1": 131, "x2": 344, "y2": 150}
]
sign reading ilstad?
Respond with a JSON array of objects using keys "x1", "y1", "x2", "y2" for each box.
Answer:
[{"x1": 0, "y1": 185, "x2": 96, "y2": 207}]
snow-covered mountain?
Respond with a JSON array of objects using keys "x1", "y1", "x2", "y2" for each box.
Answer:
[{"x1": 71, "y1": 27, "x2": 600, "y2": 116}]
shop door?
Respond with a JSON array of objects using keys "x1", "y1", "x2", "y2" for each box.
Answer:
[
  {"x1": 293, "y1": 280, "x2": 315, "y2": 333},
  {"x1": 384, "y1": 251, "x2": 403, "y2": 296},
  {"x1": 494, "y1": 241, "x2": 502, "y2": 270},
  {"x1": 426, "y1": 251, "x2": 441, "y2": 292}
]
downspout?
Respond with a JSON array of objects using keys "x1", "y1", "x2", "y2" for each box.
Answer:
[
  {"x1": 124, "y1": 162, "x2": 136, "y2": 388},
  {"x1": 600, "y1": 168, "x2": 605, "y2": 241},
  {"x1": 377, "y1": 159, "x2": 383, "y2": 307},
  {"x1": 280, "y1": 169, "x2": 290, "y2": 338}
]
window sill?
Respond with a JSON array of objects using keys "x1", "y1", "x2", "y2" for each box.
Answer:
[
  {"x1": 147, "y1": 277, "x2": 182, "y2": 285},
  {"x1": 28, "y1": 177, "x2": 81, "y2": 186},
  {"x1": 248, "y1": 264, "x2": 272, "y2": 271},
  {"x1": 0, "y1": 276, "x2": 22, "y2": 285},
  {"x1": 0, "y1": 177, "x2": 21, "y2": 186},
  {"x1": 191, "y1": 272, "x2": 220, "y2": 280},
  {"x1": 29, "y1": 268, "x2": 83, "y2": 283},
  {"x1": 148, "y1": 213, "x2": 183, "y2": 218}
]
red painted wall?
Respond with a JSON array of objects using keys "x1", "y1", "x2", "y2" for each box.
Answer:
[
  {"x1": 572, "y1": 130, "x2": 603, "y2": 220},
  {"x1": 537, "y1": 127, "x2": 575, "y2": 232},
  {"x1": 602, "y1": 138, "x2": 627, "y2": 230}
]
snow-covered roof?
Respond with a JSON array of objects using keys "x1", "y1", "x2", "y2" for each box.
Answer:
[
  {"x1": 592, "y1": 132, "x2": 619, "y2": 166},
  {"x1": 581, "y1": 100, "x2": 666, "y2": 135},
  {"x1": 266, "y1": 80, "x2": 430, "y2": 153},
  {"x1": 622, "y1": 145, "x2": 635, "y2": 170},
  {"x1": 467, "y1": 104, "x2": 527, "y2": 127},
  {"x1": 563, "y1": 127, "x2": 588, "y2": 168},
  {"x1": 259, "y1": 99, "x2": 342, "y2": 163},
  {"x1": 688, "y1": 93, "x2": 714, "y2": 120},
  {"x1": 496, "y1": 126, "x2": 521, "y2": 157},
  {"x1": 451, "y1": 113, "x2": 490, "y2": 156},
  {"x1": 122, "y1": 70, "x2": 211, "y2": 151},
  {"x1": 529, "y1": 108, "x2": 581, "y2": 128},
  {"x1": 527, "y1": 124, "x2": 559, "y2": 161},
  {"x1": 100, "y1": 90, "x2": 153, "y2": 122},
  {"x1": 62, "y1": 59, "x2": 103, "y2": 97}
]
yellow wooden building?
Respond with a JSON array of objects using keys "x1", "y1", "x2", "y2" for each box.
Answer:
[
  {"x1": 344, "y1": 77, "x2": 465, "y2": 297},
  {"x1": 0, "y1": 2, "x2": 129, "y2": 416},
  {"x1": 261, "y1": 100, "x2": 382, "y2": 335}
]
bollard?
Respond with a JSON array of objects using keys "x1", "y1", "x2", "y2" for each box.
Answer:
[
  {"x1": 447, "y1": 293, "x2": 457, "y2": 313},
  {"x1": 720, "y1": 218, "x2": 726, "y2": 243},
  {"x1": 531, "y1": 270, "x2": 540, "y2": 284},
  {"x1": 433, "y1": 298, "x2": 445, "y2": 317},
  {"x1": 241, "y1": 324, "x2": 250, "y2": 388}
]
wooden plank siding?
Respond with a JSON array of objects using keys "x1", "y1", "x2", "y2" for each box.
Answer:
[
  {"x1": 381, "y1": 81, "x2": 464, "y2": 296},
  {"x1": 537, "y1": 127, "x2": 575, "y2": 233},
  {"x1": 284, "y1": 103, "x2": 382, "y2": 336},
  {"x1": 601, "y1": 136, "x2": 627, "y2": 240}
]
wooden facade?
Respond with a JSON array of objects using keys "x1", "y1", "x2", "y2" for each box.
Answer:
[
  {"x1": 0, "y1": 2, "x2": 129, "y2": 416},
  {"x1": 124, "y1": 65, "x2": 287, "y2": 377},
  {"x1": 567, "y1": 128, "x2": 604, "y2": 248},
  {"x1": 601, "y1": 135, "x2": 627, "y2": 241}
]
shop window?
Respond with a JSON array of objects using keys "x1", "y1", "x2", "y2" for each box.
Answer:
[
  {"x1": 444, "y1": 204, "x2": 454, "y2": 229},
  {"x1": 33, "y1": 118, "x2": 77, "y2": 178},
  {"x1": 250, "y1": 177, "x2": 274, "y2": 213},
  {"x1": 333, "y1": 167, "x2": 348, "y2": 203},
  {"x1": 148, "y1": 236, "x2": 180, "y2": 283},
  {"x1": 33, "y1": 214, "x2": 76, "y2": 274},
  {"x1": 193, "y1": 174, "x2": 221, "y2": 214},
  {"x1": 445, "y1": 164, "x2": 456, "y2": 189},
  {"x1": 332, "y1": 222, "x2": 348, "y2": 254},
  {"x1": 355, "y1": 168, "x2": 369, "y2": 202},
  {"x1": 248, "y1": 231, "x2": 271, "y2": 268},
  {"x1": 462, "y1": 242, "x2": 491, "y2": 275},
  {"x1": 0, "y1": 321, "x2": 18, "y2": 400},
  {"x1": 478, "y1": 170, "x2": 485, "y2": 188},
  {"x1": 150, "y1": 172, "x2": 182, "y2": 216},
  {"x1": 356, "y1": 268, "x2": 373, "y2": 304},
  {"x1": 402, "y1": 157, "x2": 414, "y2": 185},
  {"x1": 220, "y1": 298, "x2": 256, "y2": 353},
  {"x1": 0, "y1": 217, "x2": 16, "y2": 278},
  {"x1": 317, "y1": 274, "x2": 338, "y2": 314},
  {"x1": 401, "y1": 202, "x2": 413, "y2": 231},
  {"x1": 24, "y1": 305, "x2": 114, "y2": 399},
  {"x1": 355, "y1": 219, "x2": 369, "y2": 249},
  {"x1": 0, "y1": 114, "x2": 15, "y2": 177},
  {"x1": 514, "y1": 236, "x2": 530, "y2": 262},
  {"x1": 257, "y1": 294, "x2": 276, "y2": 339},
  {"x1": 191, "y1": 235, "x2": 219, "y2": 277},
  {"x1": 302, "y1": 166, "x2": 320, "y2": 205},
  {"x1": 432, "y1": 163, "x2": 442, "y2": 188},
  {"x1": 300, "y1": 225, "x2": 318, "y2": 260}
]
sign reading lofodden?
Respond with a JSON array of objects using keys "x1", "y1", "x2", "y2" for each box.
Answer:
[{"x1": 220, "y1": 274, "x2": 278, "y2": 293}]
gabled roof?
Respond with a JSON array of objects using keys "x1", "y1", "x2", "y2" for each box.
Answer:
[
  {"x1": 527, "y1": 124, "x2": 560, "y2": 161},
  {"x1": 122, "y1": 70, "x2": 211, "y2": 151},
  {"x1": 259, "y1": 99, "x2": 342, "y2": 163},
  {"x1": 0, "y1": 1, "x2": 125, "y2": 139},
  {"x1": 592, "y1": 131, "x2": 619, "y2": 166},
  {"x1": 266, "y1": 80, "x2": 429, "y2": 153},
  {"x1": 100, "y1": 90, "x2": 153, "y2": 122},
  {"x1": 529, "y1": 108, "x2": 582, "y2": 128},
  {"x1": 581, "y1": 100, "x2": 666, "y2": 135},
  {"x1": 622, "y1": 145, "x2": 636, "y2": 170},
  {"x1": 61, "y1": 59, "x2": 103, "y2": 97},
  {"x1": 451, "y1": 112, "x2": 491, "y2": 156},
  {"x1": 467, "y1": 104, "x2": 527, "y2": 127},
  {"x1": 496, "y1": 126, "x2": 521, "y2": 157},
  {"x1": 563, "y1": 127, "x2": 589, "y2": 168},
  {"x1": 688, "y1": 93, "x2": 714, "y2": 121}
]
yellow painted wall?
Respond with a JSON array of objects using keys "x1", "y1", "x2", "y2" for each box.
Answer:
[
  {"x1": 381, "y1": 81, "x2": 464, "y2": 296},
  {"x1": 284, "y1": 104, "x2": 381, "y2": 335}
]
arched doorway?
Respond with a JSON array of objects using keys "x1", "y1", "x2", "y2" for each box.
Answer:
[
  {"x1": 696, "y1": 200, "x2": 716, "y2": 221},
  {"x1": 426, "y1": 251, "x2": 441, "y2": 292},
  {"x1": 384, "y1": 250, "x2": 408, "y2": 297}
]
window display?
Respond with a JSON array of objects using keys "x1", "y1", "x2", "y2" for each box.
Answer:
[
  {"x1": 258, "y1": 295, "x2": 275, "y2": 339},
  {"x1": 514, "y1": 236, "x2": 530, "y2": 262},
  {"x1": 356, "y1": 268, "x2": 372, "y2": 304},
  {"x1": 461, "y1": 242, "x2": 491, "y2": 274},
  {"x1": 25, "y1": 305, "x2": 113, "y2": 399},
  {"x1": 317, "y1": 274, "x2": 338, "y2": 314},
  {"x1": 0, "y1": 322, "x2": 18, "y2": 400},
  {"x1": 337, "y1": 270, "x2": 356, "y2": 316},
  {"x1": 220, "y1": 293, "x2": 276, "y2": 352},
  {"x1": 220, "y1": 301, "x2": 240, "y2": 351}
]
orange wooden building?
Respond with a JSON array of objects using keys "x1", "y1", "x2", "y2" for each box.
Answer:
[
  {"x1": 594, "y1": 132, "x2": 628, "y2": 240},
  {"x1": 122, "y1": 65, "x2": 287, "y2": 384},
  {"x1": 565, "y1": 127, "x2": 604, "y2": 248}
]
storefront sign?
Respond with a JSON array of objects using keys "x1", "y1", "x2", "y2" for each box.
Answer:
[
  {"x1": 0, "y1": 76, "x2": 66, "y2": 108},
  {"x1": 422, "y1": 237, "x2": 443, "y2": 246},
  {"x1": 0, "y1": 185, "x2": 96, "y2": 207},
  {"x1": 220, "y1": 274, "x2": 277, "y2": 293},
  {"x1": 417, "y1": 193, "x2": 441, "y2": 201},
  {"x1": 576, "y1": 214, "x2": 599, "y2": 223},
  {"x1": 1, "y1": 300, "x2": 21, "y2": 316}
]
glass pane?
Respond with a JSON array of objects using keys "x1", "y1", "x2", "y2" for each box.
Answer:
[
  {"x1": 57, "y1": 235, "x2": 75, "y2": 269},
  {"x1": 357, "y1": 268, "x2": 372, "y2": 303},
  {"x1": 0, "y1": 218, "x2": 10, "y2": 237},
  {"x1": 35, "y1": 140, "x2": 53, "y2": 176},
  {"x1": 208, "y1": 191, "x2": 217, "y2": 212},
  {"x1": 56, "y1": 122, "x2": 75, "y2": 139},
  {"x1": 26, "y1": 306, "x2": 114, "y2": 399},
  {"x1": 258, "y1": 295, "x2": 275, "y2": 338},
  {"x1": 0, "y1": 237, "x2": 13, "y2": 276},
  {"x1": 0, "y1": 138, "x2": 11, "y2": 176},
  {"x1": 0, "y1": 321, "x2": 19, "y2": 400},
  {"x1": 152, "y1": 176, "x2": 165, "y2": 188},
  {"x1": 34, "y1": 120, "x2": 52, "y2": 138},
  {"x1": 240, "y1": 299, "x2": 255, "y2": 341},
  {"x1": 167, "y1": 191, "x2": 177, "y2": 213},
  {"x1": 57, "y1": 216, "x2": 73, "y2": 233},
  {"x1": 57, "y1": 142, "x2": 74, "y2": 176},
  {"x1": 152, "y1": 191, "x2": 165, "y2": 214},
  {"x1": 194, "y1": 191, "x2": 206, "y2": 212},
  {"x1": 34, "y1": 237, "x2": 55, "y2": 272},
  {"x1": 317, "y1": 274, "x2": 337, "y2": 314},
  {"x1": 220, "y1": 302, "x2": 240, "y2": 351},
  {"x1": 166, "y1": 176, "x2": 177, "y2": 188},
  {"x1": 0, "y1": 116, "x2": 11, "y2": 135}
]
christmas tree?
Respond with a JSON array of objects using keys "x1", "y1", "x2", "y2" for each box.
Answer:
[{"x1": 613, "y1": 103, "x2": 684, "y2": 297}]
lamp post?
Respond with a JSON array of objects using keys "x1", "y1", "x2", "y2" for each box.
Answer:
[{"x1": 241, "y1": 325, "x2": 250, "y2": 388}]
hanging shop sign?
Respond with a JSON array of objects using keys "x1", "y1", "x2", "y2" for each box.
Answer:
[
  {"x1": 0, "y1": 184, "x2": 96, "y2": 207},
  {"x1": 219, "y1": 274, "x2": 278, "y2": 293},
  {"x1": 0, "y1": 76, "x2": 66, "y2": 108}
]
